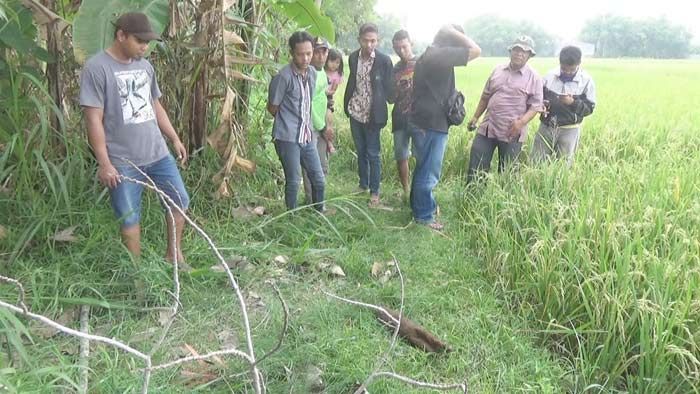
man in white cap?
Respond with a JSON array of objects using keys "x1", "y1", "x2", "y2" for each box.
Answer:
[{"x1": 466, "y1": 35, "x2": 544, "y2": 183}]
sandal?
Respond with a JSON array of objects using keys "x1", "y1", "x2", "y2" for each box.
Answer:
[{"x1": 426, "y1": 221, "x2": 445, "y2": 231}]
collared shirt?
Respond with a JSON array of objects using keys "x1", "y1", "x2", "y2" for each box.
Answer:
[
  {"x1": 543, "y1": 68, "x2": 596, "y2": 105},
  {"x1": 478, "y1": 63, "x2": 544, "y2": 143},
  {"x1": 268, "y1": 63, "x2": 316, "y2": 144},
  {"x1": 348, "y1": 50, "x2": 375, "y2": 124}
]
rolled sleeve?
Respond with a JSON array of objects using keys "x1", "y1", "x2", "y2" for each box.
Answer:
[
  {"x1": 526, "y1": 76, "x2": 544, "y2": 112},
  {"x1": 480, "y1": 69, "x2": 496, "y2": 101}
]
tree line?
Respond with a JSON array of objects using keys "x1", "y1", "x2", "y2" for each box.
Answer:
[{"x1": 332, "y1": 6, "x2": 696, "y2": 59}]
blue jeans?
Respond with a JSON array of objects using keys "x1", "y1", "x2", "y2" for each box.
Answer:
[
  {"x1": 111, "y1": 154, "x2": 190, "y2": 228},
  {"x1": 274, "y1": 139, "x2": 325, "y2": 211},
  {"x1": 350, "y1": 118, "x2": 381, "y2": 194},
  {"x1": 410, "y1": 127, "x2": 448, "y2": 223},
  {"x1": 393, "y1": 126, "x2": 415, "y2": 161}
]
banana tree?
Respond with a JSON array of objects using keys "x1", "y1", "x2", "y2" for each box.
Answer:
[{"x1": 71, "y1": 0, "x2": 333, "y2": 199}]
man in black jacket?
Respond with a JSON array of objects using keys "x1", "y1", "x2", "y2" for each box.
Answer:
[
  {"x1": 532, "y1": 45, "x2": 596, "y2": 166},
  {"x1": 344, "y1": 22, "x2": 393, "y2": 206}
]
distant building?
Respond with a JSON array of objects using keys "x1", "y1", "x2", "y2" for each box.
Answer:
[{"x1": 553, "y1": 40, "x2": 596, "y2": 57}]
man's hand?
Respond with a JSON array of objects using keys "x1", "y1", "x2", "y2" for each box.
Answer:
[
  {"x1": 324, "y1": 126, "x2": 335, "y2": 143},
  {"x1": 509, "y1": 118, "x2": 525, "y2": 140},
  {"x1": 559, "y1": 94, "x2": 574, "y2": 106},
  {"x1": 173, "y1": 139, "x2": 188, "y2": 165},
  {"x1": 98, "y1": 162, "x2": 120, "y2": 189},
  {"x1": 467, "y1": 117, "x2": 478, "y2": 131}
]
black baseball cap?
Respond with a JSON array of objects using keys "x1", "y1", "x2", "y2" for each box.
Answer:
[{"x1": 113, "y1": 12, "x2": 160, "y2": 41}]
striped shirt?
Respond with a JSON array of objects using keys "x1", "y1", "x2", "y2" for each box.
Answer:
[
  {"x1": 296, "y1": 71, "x2": 312, "y2": 144},
  {"x1": 268, "y1": 63, "x2": 317, "y2": 144}
]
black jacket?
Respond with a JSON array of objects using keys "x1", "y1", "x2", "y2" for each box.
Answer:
[
  {"x1": 541, "y1": 87, "x2": 595, "y2": 127},
  {"x1": 344, "y1": 49, "x2": 394, "y2": 127}
]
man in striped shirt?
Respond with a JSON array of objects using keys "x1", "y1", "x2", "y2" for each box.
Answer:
[{"x1": 268, "y1": 31, "x2": 326, "y2": 211}]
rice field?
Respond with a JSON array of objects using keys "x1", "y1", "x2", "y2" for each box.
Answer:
[{"x1": 444, "y1": 57, "x2": 700, "y2": 392}]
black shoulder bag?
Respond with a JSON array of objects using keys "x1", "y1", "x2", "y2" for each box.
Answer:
[{"x1": 426, "y1": 81, "x2": 466, "y2": 127}]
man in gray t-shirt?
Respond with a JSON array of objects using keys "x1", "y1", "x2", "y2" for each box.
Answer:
[{"x1": 79, "y1": 12, "x2": 190, "y2": 268}]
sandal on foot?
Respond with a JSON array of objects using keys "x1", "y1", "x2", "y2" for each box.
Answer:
[{"x1": 427, "y1": 222, "x2": 444, "y2": 231}]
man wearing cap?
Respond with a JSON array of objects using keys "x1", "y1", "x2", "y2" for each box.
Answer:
[
  {"x1": 466, "y1": 35, "x2": 544, "y2": 183},
  {"x1": 268, "y1": 31, "x2": 326, "y2": 212},
  {"x1": 79, "y1": 12, "x2": 190, "y2": 267},
  {"x1": 302, "y1": 36, "x2": 334, "y2": 204},
  {"x1": 532, "y1": 45, "x2": 596, "y2": 166}
]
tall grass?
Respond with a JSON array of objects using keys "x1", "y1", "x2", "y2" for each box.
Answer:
[{"x1": 450, "y1": 58, "x2": 700, "y2": 392}]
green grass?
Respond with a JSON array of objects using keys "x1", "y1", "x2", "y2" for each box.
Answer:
[{"x1": 2, "y1": 58, "x2": 700, "y2": 393}]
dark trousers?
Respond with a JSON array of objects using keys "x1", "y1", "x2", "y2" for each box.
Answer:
[{"x1": 466, "y1": 134, "x2": 522, "y2": 184}]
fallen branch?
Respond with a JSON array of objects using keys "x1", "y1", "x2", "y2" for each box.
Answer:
[
  {"x1": 0, "y1": 299, "x2": 149, "y2": 360},
  {"x1": 78, "y1": 305, "x2": 90, "y2": 394},
  {"x1": 120, "y1": 175, "x2": 264, "y2": 393},
  {"x1": 0, "y1": 275, "x2": 29, "y2": 313},
  {"x1": 122, "y1": 161, "x2": 182, "y2": 361},
  {"x1": 254, "y1": 281, "x2": 290, "y2": 366},
  {"x1": 150, "y1": 348, "x2": 253, "y2": 371},
  {"x1": 363, "y1": 372, "x2": 467, "y2": 393},
  {"x1": 354, "y1": 255, "x2": 405, "y2": 394}
]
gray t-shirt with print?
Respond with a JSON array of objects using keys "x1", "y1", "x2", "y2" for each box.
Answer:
[{"x1": 79, "y1": 51, "x2": 169, "y2": 166}]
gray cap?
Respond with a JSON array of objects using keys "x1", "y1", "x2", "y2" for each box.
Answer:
[
  {"x1": 508, "y1": 35, "x2": 536, "y2": 56},
  {"x1": 313, "y1": 36, "x2": 329, "y2": 50}
]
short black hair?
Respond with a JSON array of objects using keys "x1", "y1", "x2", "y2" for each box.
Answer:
[
  {"x1": 392, "y1": 29, "x2": 410, "y2": 43},
  {"x1": 559, "y1": 46, "x2": 582, "y2": 66},
  {"x1": 433, "y1": 24, "x2": 464, "y2": 47},
  {"x1": 288, "y1": 31, "x2": 314, "y2": 53},
  {"x1": 359, "y1": 23, "x2": 378, "y2": 37}
]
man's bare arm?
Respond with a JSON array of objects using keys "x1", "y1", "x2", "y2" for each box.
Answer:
[
  {"x1": 154, "y1": 99, "x2": 187, "y2": 164},
  {"x1": 84, "y1": 106, "x2": 120, "y2": 188}
]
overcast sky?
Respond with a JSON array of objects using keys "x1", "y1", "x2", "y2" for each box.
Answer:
[{"x1": 375, "y1": 0, "x2": 699, "y2": 44}]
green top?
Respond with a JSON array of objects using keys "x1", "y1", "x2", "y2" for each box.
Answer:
[{"x1": 311, "y1": 68, "x2": 328, "y2": 132}]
